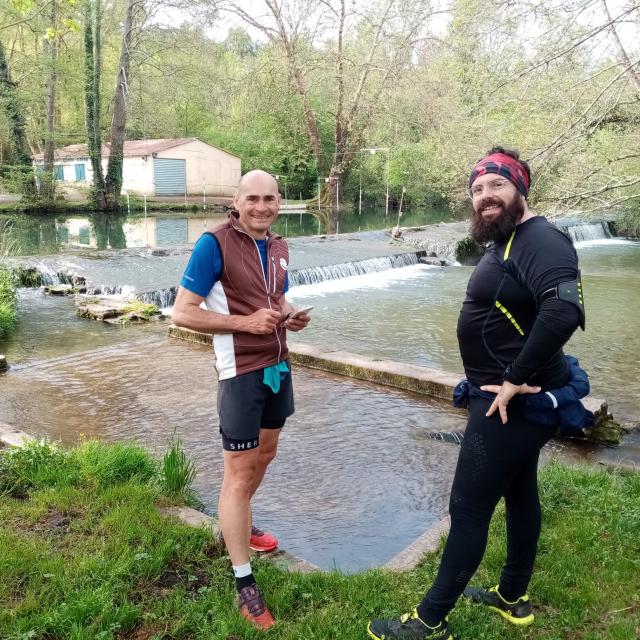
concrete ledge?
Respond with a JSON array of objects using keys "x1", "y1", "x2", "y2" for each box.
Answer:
[
  {"x1": 292, "y1": 345, "x2": 622, "y2": 443},
  {"x1": 0, "y1": 422, "x2": 36, "y2": 448},
  {"x1": 160, "y1": 505, "x2": 320, "y2": 574},
  {"x1": 290, "y1": 343, "x2": 459, "y2": 402},
  {"x1": 383, "y1": 516, "x2": 451, "y2": 571},
  {"x1": 167, "y1": 327, "x2": 620, "y2": 442},
  {"x1": 169, "y1": 325, "x2": 213, "y2": 346}
]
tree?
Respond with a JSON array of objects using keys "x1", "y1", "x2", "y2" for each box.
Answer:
[
  {"x1": 217, "y1": 0, "x2": 434, "y2": 209},
  {"x1": 0, "y1": 37, "x2": 35, "y2": 198},
  {"x1": 41, "y1": 0, "x2": 58, "y2": 201},
  {"x1": 83, "y1": 0, "x2": 106, "y2": 208},
  {"x1": 105, "y1": 0, "x2": 144, "y2": 208}
]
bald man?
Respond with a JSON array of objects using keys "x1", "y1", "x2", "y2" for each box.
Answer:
[{"x1": 173, "y1": 170, "x2": 310, "y2": 630}]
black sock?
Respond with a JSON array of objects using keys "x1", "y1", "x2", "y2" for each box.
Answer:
[{"x1": 236, "y1": 573, "x2": 255, "y2": 592}]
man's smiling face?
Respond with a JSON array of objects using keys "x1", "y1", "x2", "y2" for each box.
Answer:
[
  {"x1": 470, "y1": 173, "x2": 525, "y2": 244},
  {"x1": 233, "y1": 171, "x2": 281, "y2": 240}
]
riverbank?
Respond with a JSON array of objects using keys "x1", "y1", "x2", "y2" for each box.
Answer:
[
  {"x1": 0, "y1": 265, "x2": 17, "y2": 336},
  {"x1": 0, "y1": 193, "x2": 234, "y2": 215},
  {"x1": 0, "y1": 437, "x2": 637, "y2": 639}
]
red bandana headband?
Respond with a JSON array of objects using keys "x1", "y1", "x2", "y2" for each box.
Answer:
[{"x1": 468, "y1": 153, "x2": 530, "y2": 197}]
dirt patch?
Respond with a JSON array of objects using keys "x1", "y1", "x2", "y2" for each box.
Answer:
[
  {"x1": 118, "y1": 622, "x2": 171, "y2": 640},
  {"x1": 155, "y1": 557, "x2": 211, "y2": 593},
  {"x1": 130, "y1": 555, "x2": 213, "y2": 605},
  {"x1": 202, "y1": 538, "x2": 225, "y2": 560},
  {"x1": 36, "y1": 510, "x2": 72, "y2": 534}
]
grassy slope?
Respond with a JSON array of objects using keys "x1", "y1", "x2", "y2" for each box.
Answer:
[
  {"x1": 0, "y1": 266, "x2": 17, "y2": 336},
  {"x1": 0, "y1": 442, "x2": 638, "y2": 640}
]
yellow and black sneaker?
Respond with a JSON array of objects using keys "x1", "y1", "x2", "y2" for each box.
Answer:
[
  {"x1": 463, "y1": 585, "x2": 534, "y2": 626},
  {"x1": 368, "y1": 608, "x2": 453, "y2": 640}
]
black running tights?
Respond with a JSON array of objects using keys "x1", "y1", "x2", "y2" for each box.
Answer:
[{"x1": 417, "y1": 396, "x2": 557, "y2": 625}]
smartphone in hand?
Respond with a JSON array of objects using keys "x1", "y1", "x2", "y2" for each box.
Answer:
[{"x1": 288, "y1": 305, "x2": 313, "y2": 319}]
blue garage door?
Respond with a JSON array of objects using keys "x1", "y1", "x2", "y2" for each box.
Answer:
[{"x1": 153, "y1": 158, "x2": 186, "y2": 196}]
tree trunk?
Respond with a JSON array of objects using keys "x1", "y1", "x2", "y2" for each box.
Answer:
[
  {"x1": 84, "y1": 0, "x2": 107, "y2": 209},
  {"x1": 105, "y1": 0, "x2": 141, "y2": 209},
  {"x1": 42, "y1": 1, "x2": 58, "y2": 202}
]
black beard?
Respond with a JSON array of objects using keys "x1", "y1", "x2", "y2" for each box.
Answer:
[{"x1": 470, "y1": 196, "x2": 525, "y2": 244}]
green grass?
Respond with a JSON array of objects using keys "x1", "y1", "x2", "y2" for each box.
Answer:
[
  {"x1": 159, "y1": 437, "x2": 200, "y2": 507},
  {"x1": 120, "y1": 300, "x2": 160, "y2": 319},
  {"x1": 0, "y1": 265, "x2": 18, "y2": 336},
  {"x1": 0, "y1": 444, "x2": 638, "y2": 640}
]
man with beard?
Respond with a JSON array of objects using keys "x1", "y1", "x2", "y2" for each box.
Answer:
[{"x1": 368, "y1": 147, "x2": 585, "y2": 640}]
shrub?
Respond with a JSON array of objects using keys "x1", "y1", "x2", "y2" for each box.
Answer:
[{"x1": 120, "y1": 300, "x2": 159, "y2": 319}]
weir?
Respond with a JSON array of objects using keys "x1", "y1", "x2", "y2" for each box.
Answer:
[
  {"x1": 556, "y1": 219, "x2": 611, "y2": 242},
  {"x1": 6, "y1": 219, "x2": 621, "y2": 303},
  {"x1": 288, "y1": 251, "x2": 427, "y2": 287}
]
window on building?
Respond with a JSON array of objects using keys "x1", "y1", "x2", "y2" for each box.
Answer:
[
  {"x1": 75, "y1": 164, "x2": 86, "y2": 181},
  {"x1": 54, "y1": 165, "x2": 64, "y2": 181}
]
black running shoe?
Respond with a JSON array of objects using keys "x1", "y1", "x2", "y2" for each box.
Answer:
[
  {"x1": 368, "y1": 608, "x2": 453, "y2": 639},
  {"x1": 463, "y1": 585, "x2": 534, "y2": 626}
]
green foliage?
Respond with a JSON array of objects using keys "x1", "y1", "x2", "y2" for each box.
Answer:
[
  {"x1": 159, "y1": 437, "x2": 199, "y2": 506},
  {"x1": 0, "y1": 460, "x2": 638, "y2": 638},
  {"x1": 613, "y1": 205, "x2": 640, "y2": 237},
  {"x1": 70, "y1": 440, "x2": 157, "y2": 489},
  {"x1": 120, "y1": 300, "x2": 159, "y2": 319},
  {"x1": 0, "y1": 266, "x2": 17, "y2": 336},
  {"x1": 0, "y1": 440, "x2": 72, "y2": 497},
  {"x1": 1, "y1": 0, "x2": 638, "y2": 217}
]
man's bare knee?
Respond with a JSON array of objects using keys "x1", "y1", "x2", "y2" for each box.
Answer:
[
  {"x1": 259, "y1": 446, "x2": 277, "y2": 468},
  {"x1": 222, "y1": 452, "x2": 261, "y2": 497}
]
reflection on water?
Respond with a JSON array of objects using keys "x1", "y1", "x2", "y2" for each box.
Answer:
[
  {"x1": 0, "y1": 213, "x2": 222, "y2": 254},
  {"x1": 1, "y1": 207, "x2": 459, "y2": 255}
]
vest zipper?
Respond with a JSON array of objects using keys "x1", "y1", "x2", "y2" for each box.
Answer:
[
  {"x1": 230, "y1": 220, "x2": 284, "y2": 364},
  {"x1": 251, "y1": 234, "x2": 283, "y2": 364}
]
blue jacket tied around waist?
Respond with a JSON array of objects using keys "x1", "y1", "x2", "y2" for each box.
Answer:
[{"x1": 453, "y1": 356, "x2": 595, "y2": 434}]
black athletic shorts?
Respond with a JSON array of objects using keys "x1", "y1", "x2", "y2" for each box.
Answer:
[{"x1": 217, "y1": 362, "x2": 294, "y2": 452}]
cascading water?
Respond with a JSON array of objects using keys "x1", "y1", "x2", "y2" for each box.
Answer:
[
  {"x1": 137, "y1": 286, "x2": 178, "y2": 309},
  {"x1": 85, "y1": 284, "x2": 136, "y2": 298},
  {"x1": 288, "y1": 251, "x2": 427, "y2": 287},
  {"x1": 555, "y1": 219, "x2": 612, "y2": 242}
]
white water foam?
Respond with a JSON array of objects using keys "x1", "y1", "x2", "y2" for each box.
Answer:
[
  {"x1": 288, "y1": 264, "x2": 437, "y2": 298},
  {"x1": 574, "y1": 238, "x2": 637, "y2": 249}
]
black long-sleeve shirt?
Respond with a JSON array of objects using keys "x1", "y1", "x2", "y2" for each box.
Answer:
[{"x1": 457, "y1": 216, "x2": 583, "y2": 390}]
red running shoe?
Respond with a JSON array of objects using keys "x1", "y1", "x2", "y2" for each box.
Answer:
[
  {"x1": 250, "y1": 526, "x2": 278, "y2": 552},
  {"x1": 237, "y1": 583, "x2": 275, "y2": 630}
]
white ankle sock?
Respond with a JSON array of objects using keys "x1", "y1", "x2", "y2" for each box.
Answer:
[{"x1": 232, "y1": 562, "x2": 252, "y2": 578}]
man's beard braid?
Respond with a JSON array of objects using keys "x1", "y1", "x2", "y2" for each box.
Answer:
[{"x1": 470, "y1": 196, "x2": 525, "y2": 244}]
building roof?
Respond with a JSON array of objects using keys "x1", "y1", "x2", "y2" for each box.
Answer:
[{"x1": 33, "y1": 138, "x2": 239, "y2": 161}]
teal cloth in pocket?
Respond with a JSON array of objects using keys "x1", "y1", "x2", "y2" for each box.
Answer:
[{"x1": 263, "y1": 361, "x2": 289, "y2": 393}]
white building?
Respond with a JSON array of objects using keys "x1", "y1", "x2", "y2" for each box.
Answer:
[{"x1": 32, "y1": 138, "x2": 241, "y2": 197}]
